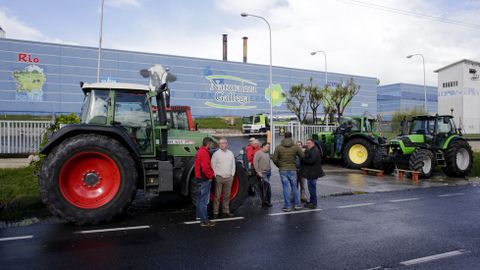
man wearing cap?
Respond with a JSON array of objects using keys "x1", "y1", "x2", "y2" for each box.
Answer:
[{"x1": 272, "y1": 132, "x2": 305, "y2": 212}]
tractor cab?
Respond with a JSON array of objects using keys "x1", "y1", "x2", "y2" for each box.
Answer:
[
  {"x1": 341, "y1": 116, "x2": 375, "y2": 133},
  {"x1": 402, "y1": 115, "x2": 458, "y2": 147},
  {"x1": 80, "y1": 83, "x2": 154, "y2": 155}
]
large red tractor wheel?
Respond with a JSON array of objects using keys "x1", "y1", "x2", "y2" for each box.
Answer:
[
  {"x1": 190, "y1": 161, "x2": 248, "y2": 211},
  {"x1": 39, "y1": 134, "x2": 138, "y2": 225}
]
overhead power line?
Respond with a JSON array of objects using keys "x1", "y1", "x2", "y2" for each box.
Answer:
[{"x1": 336, "y1": 0, "x2": 480, "y2": 30}]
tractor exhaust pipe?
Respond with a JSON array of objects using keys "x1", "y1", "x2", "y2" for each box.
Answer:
[{"x1": 141, "y1": 65, "x2": 176, "y2": 161}]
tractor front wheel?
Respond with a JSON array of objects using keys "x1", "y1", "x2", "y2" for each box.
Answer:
[
  {"x1": 442, "y1": 140, "x2": 473, "y2": 177},
  {"x1": 39, "y1": 134, "x2": 138, "y2": 225},
  {"x1": 409, "y1": 148, "x2": 434, "y2": 178},
  {"x1": 343, "y1": 138, "x2": 374, "y2": 169}
]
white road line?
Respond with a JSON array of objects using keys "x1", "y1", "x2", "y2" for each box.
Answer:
[
  {"x1": 184, "y1": 217, "x2": 245, "y2": 225},
  {"x1": 438, "y1": 193, "x2": 465, "y2": 197},
  {"x1": 400, "y1": 250, "x2": 467, "y2": 266},
  {"x1": 76, "y1": 225, "x2": 151, "y2": 234},
  {"x1": 268, "y1": 209, "x2": 323, "y2": 216},
  {"x1": 0, "y1": 235, "x2": 34, "y2": 242},
  {"x1": 335, "y1": 203, "x2": 374, "y2": 209},
  {"x1": 389, "y1": 198, "x2": 420, "y2": 203}
]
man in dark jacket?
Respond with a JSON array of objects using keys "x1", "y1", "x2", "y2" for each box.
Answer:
[
  {"x1": 301, "y1": 138, "x2": 326, "y2": 209},
  {"x1": 272, "y1": 132, "x2": 305, "y2": 212},
  {"x1": 194, "y1": 137, "x2": 216, "y2": 227}
]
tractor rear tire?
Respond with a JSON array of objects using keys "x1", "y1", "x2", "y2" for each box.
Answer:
[
  {"x1": 189, "y1": 161, "x2": 248, "y2": 212},
  {"x1": 39, "y1": 134, "x2": 138, "y2": 225},
  {"x1": 373, "y1": 147, "x2": 395, "y2": 175},
  {"x1": 442, "y1": 140, "x2": 473, "y2": 177},
  {"x1": 409, "y1": 148, "x2": 434, "y2": 178},
  {"x1": 343, "y1": 138, "x2": 374, "y2": 169}
]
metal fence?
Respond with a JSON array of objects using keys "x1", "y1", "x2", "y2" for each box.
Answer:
[
  {"x1": 0, "y1": 121, "x2": 50, "y2": 155},
  {"x1": 271, "y1": 122, "x2": 337, "y2": 149}
]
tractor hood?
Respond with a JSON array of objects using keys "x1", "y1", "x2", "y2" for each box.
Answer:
[{"x1": 167, "y1": 129, "x2": 214, "y2": 157}]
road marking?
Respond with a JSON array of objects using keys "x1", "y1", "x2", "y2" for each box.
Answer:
[
  {"x1": 389, "y1": 198, "x2": 420, "y2": 203},
  {"x1": 438, "y1": 193, "x2": 465, "y2": 197},
  {"x1": 76, "y1": 225, "x2": 151, "y2": 234},
  {"x1": 400, "y1": 250, "x2": 467, "y2": 266},
  {"x1": 335, "y1": 203, "x2": 374, "y2": 209},
  {"x1": 184, "y1": 217, "x2": 245, "y2": 225},
  {"x1": 0, "y1": 235, "x2": 34, "y2": 242},
  {"x1": 268, "y1": 209, "x2": 323, "y2": 216}
]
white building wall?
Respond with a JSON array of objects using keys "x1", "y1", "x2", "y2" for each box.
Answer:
[
  {"x1": 461, "y1": 61, "x2": 480, "y2": 133},
  {"x1": 438, "y1": 63, "x2": 464, "y2": 129}
]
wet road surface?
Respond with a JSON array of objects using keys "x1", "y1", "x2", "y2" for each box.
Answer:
[{"x1": 1, "y1": 183, "x2": 480, "y2": 270}]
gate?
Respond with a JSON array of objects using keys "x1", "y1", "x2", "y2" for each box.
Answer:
[
  {"x1": 0, "y1": 121, "x2": 50, "y2": 155},
  {"x1": 271, "y1": 122, "x2": 337, "y2": 149}
]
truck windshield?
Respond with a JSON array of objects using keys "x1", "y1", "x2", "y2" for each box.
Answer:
[{"x1": 242, "y1": 116, "x2": 253, "y2": 124}]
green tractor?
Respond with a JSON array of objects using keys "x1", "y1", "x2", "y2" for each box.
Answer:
[
  {"x1": 373, "y1": 115, "x2": 473, "y2": 178},
  {"x1": 314, "y1": 116, "x2": 386, "y2": 169},
  {"x1": 38, "y1": 65, "x2": 249, "y2": 224}
]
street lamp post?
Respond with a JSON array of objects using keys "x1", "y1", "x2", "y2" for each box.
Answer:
[
  {"x1": 310, "y1": 50, "x2": 328, "y2": 87},
  {"x1": 97, "y1": 0, "x2": 105, "y2": 82},
  {"x1": 241, "y1": 12, "x2": 273, "y2": 138},
  {"x1": 406, "y1": 54, "x2": 427, "y2": 113}
]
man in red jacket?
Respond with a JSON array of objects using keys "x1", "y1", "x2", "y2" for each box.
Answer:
[{"x1": 194, "y1": 137, "x2": 216, "y2": 227}]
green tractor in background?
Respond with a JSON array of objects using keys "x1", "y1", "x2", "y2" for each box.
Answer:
[
  {"x1": 373, "y1": 115, "x2": 473, "y2": 178},
  {"x1": 314, "y1": 116, "x2": 386, "y2": 169}
]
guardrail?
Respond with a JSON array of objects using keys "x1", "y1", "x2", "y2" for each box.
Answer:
[
  {"x1": 0, "y1": 121, "x2": 50, "y2": 155},
  {"x1": 271, "y1": 123, "x2": 337, "y2": 148}
]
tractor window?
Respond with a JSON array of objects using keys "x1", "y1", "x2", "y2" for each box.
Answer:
[
  {"x1": 437, "y1": 119, "x2": 452, "y2": 134},
  {"x1": 82, "y1": 90, "x2": 109, "y2": 125},
  {"x1": 170, "y1": 111, "x2": 188, "y2": 130},
  {"x1": 254, "y1": 116, "x2": 261, "y2": 124},
  {"x1": 350, "y1": 119, "x2": 361, "y2": 132},
  {"x1": 114, "y1": 91, "x2": 153, "y2": 154},
  {"x1": 410, "y1": 119, "x2": 436, "y2": 135}
]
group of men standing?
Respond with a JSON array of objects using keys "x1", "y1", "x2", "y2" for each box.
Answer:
[
  {"x1": 193, "y1": 137, "x2": 236, "y2": 227},
  {"x1": 193, "y1": 132, "x2": 326, "y2": 227}
]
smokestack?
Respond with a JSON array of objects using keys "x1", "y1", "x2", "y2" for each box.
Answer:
[
  {"x1": 222, "y1": 34, "x2": 228, "y2": 61},
  {"x1": 242, "y1": 36, "x2": 248, "y2": 63}
]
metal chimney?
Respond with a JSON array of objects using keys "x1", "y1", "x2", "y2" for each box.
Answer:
[
  {"x1": 242, "y1": 36, "x2": 248, "y2": 63},
  {"x1": 222, "y1": 34, "x2": 228, "y2": 61}
]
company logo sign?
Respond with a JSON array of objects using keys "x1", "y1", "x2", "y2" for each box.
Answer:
[
  {"x1": 205, "y1": 75, "x2": 257, "y2": 109},
  {"x1": 12, "y1": 53, "x2": 45, "y2": 101},
  {"x1": 439, "y1": 88, "x2": 480, "y2": 97}
]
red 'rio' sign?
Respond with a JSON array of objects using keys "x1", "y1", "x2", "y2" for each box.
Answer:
[{"x1": 18, "y1": 53, "x2": 39, "y2": 63}]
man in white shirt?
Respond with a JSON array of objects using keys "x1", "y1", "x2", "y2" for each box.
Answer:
[{"x1": 211, "y1": 137, "x2": 236, "y2": 219}]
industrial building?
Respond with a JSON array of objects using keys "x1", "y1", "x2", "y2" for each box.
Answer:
[
  {"x1": 377, "y1": 83, "x2": 438, "y2": 121},
  {"x1": 435, "y1": 59, "x2": 480, "y2": 134},
  {"x1": 0, "y1": 38, "x2": 377, "y2": 118}
]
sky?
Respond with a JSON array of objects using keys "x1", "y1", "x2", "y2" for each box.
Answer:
[{"x1": 1, "y1": 0, "x2": 479, "y2": 86}]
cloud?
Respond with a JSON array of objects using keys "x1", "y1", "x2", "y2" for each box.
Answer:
[
  {"x1": 0, "y1": 8, "x2": 78, "y2": 45},
  {"x1": 210, "y1": 0, "x2": 480, "y2": 86},
  {"x1": 105, "y1": 0, "x2": 142, "y2": 8}
]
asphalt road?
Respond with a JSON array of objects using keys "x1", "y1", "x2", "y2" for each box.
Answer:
[{"x1": 1, "y1": 183, "x2": 480, "y2": 270}]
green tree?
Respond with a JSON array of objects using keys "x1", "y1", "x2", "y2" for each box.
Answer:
[
  {"x1": 286, "y1": 83, "x2": 309, "y2": 124},
  {"x1": 331, "y1": 78, "x2": 360, "y2": 121},
  {"x1": 391, "y1": 107, "x2": 426, "y2": 134},
  {"x1": 320, "y1": 86, "x2": 336, "y2": 124},
  {"x1": 305, "y1": 78, "x2": 323, "y2": 124}
]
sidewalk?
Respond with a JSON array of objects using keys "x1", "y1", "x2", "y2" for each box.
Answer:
[{"x1": 0, "y1": 158, "x2": 30, "y2": 169}]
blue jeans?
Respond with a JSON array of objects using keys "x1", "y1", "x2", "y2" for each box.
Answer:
[
  {"x1": 196, "y1": 179, "x2": 211, "y2": 222},
  {"x1": 280, "y1": 170, "x2": 300, "y2": 208},
  {"x1": 335, "y1": 134, "x2": 344, "y2": 155},
  {"x1": 307, "y1": 178, "x2": 318, "y2": 206}
]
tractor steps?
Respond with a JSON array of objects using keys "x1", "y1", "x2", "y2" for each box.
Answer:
[
  {"x1": 435, "y1": 151, "x2": 446, "y2": 167},
  {"x1": 143, "y1": 160, "x2": 173, "y2": 194}
]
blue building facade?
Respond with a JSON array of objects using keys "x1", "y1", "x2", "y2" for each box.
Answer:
[
  {"x1": 0, "y1": 38, "x2": 377, "y2": 117},
  {"x1": 377, "y1": 83, "x2": 438, "y2": 121}
]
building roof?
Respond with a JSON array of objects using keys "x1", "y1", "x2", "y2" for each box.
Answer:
[
  {"x1": 434, "y1": 59, "x2": 480, "y2": 73},
  {"x1": 82, "y1": 82, "x2": 150, "y2": 91},
  {"x1": 378, "y1": 82, "x2": 436, "y2": 89}
]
